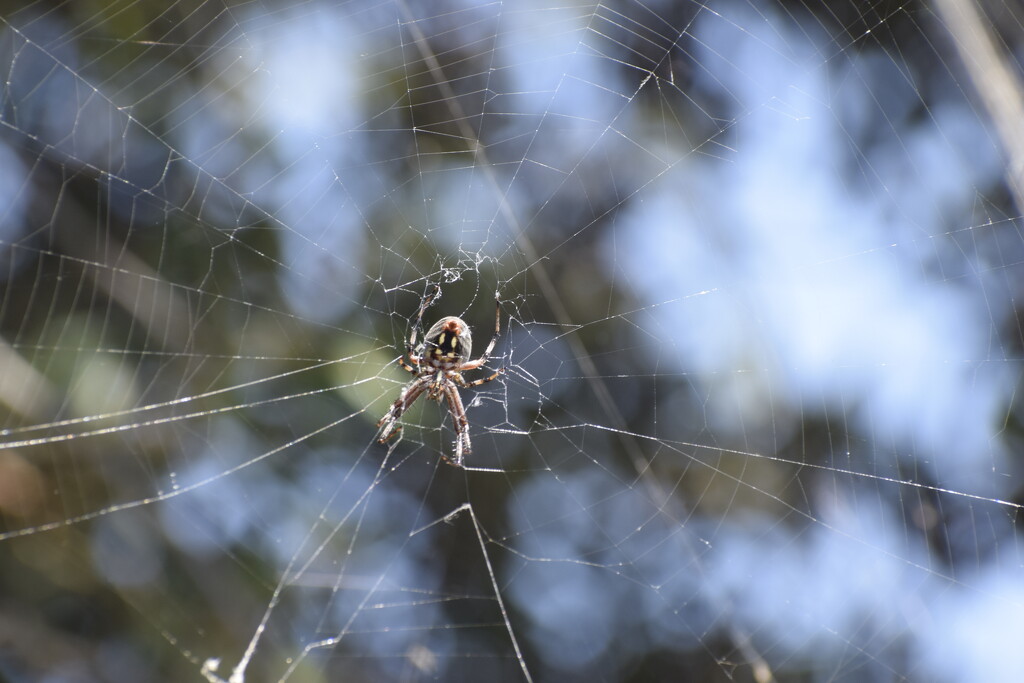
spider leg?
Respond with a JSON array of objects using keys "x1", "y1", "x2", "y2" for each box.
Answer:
[
  {"x1": 407, "y1": 284, "x2": 441, "y2": 358},
  {"x1": 443, "y1": 384, "x2": 471, "y2": 467},
  {"x1": 378, "y1": 378, "x2": 428, "y2": 443},
  {"x1": 462, "y1": 367, "x2": 503, "y2": 388},
  {"x1": 478, "y1": 296, "x2": 501, "y2": 363},
  {"x1": 458, "y1": 297, "x2": 503, "y2": 371},
  {"x1": 397, "y1": 355, "x2": 419, "y2": 374}
]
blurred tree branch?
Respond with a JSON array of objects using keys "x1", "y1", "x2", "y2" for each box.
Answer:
[{"x1": 934, "y1": 0, "x2": 1024, "y2": 213}]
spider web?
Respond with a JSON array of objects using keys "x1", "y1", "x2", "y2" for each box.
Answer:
[{"x1": 0, "y1": 0, "x2": 1022, "y2": 681}]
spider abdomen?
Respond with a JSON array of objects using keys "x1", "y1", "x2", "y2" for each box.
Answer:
[{"x1": 424, "y1": 316, "x2": 473, "y2": 365}]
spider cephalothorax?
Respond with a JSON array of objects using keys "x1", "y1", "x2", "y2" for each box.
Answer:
[{"x1": 377, "y1": 291, "x2": 502, "y2": 466}]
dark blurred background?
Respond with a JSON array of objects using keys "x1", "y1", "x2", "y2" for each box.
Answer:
[{"x1": 0, "y1": 0, "x2": 1023, "y2": 681}]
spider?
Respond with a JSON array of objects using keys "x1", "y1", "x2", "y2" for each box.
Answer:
[{"x1": 377, "y1": 289, "x2": 503, "y2": 467}]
